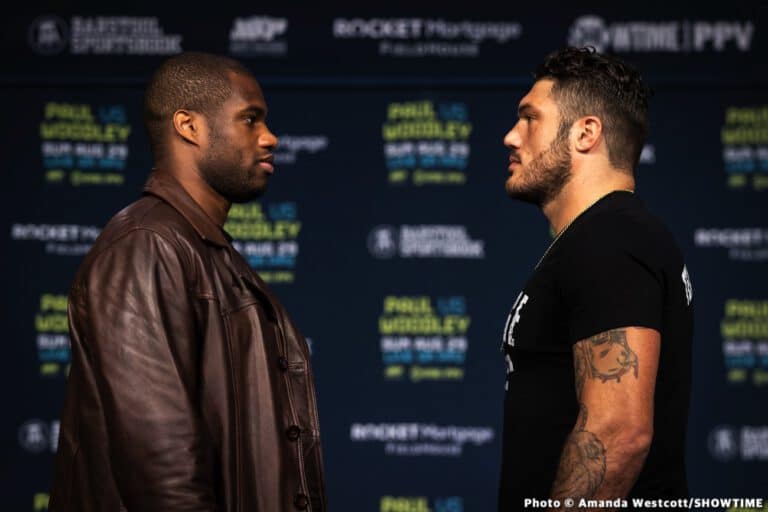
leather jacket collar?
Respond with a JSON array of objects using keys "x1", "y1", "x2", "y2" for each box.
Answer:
[{"x1": 142, "y1": 170, "x2": 230, "y2": 248}]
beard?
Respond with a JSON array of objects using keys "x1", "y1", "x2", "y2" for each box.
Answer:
[
  {"x1": 199, "y1": 127, "x2": 268, "y2": 204},
  {"x1": 506, "y1": 127, "x2": 572, "y2": 208}
]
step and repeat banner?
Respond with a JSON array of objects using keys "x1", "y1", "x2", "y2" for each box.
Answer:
[{"x1": 2, "y1": 5, "x2": 767, "y2": 512}]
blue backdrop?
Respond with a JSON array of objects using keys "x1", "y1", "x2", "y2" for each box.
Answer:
[{"x1": 2, "y1": 4, "x2": 767, "y2": 511}]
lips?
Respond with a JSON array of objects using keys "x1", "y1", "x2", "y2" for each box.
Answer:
[
  {"x1": 508, "y1": 155, "x2": 521, "y2": 172},
  {"x1": 258, "y1": 155, "x2": 275, "y2": 174}
]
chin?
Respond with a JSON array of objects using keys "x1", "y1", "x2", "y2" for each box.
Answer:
[
  {"x1": 228, "y1": 186, "x2": 267, "y2": 204},
  {"x1": 505, "y1": 183, "x2": 543, "y2": 206},
  {"x1": 504, "y1": 177, "x2": 517, "y2": 196}
]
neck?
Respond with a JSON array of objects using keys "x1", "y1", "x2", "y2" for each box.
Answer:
[
  {"x1": 542, "y1": 168, "x2": 635, "y2": 235},
  {"x1": 156, "y1": 162, "x2": 231, "y2": 226}
]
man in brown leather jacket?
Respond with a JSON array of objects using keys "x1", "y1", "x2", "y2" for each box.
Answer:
[{"x1": 49, "y1": 52, "x2": 326, "y2": 511}]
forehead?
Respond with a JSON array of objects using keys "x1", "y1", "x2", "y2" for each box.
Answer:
[
  {"x1": 519, "y1": 79, "x2": 557, "y2": 114},
  {"x1": 224, "y1": 71, "x2": 266, "y2": 109}
]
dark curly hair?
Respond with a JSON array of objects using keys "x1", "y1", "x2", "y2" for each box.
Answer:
[
  {"x1": 535, "y1": 47, "x2": 650, "y2": 172},
  {"x1": 143, "y1": 52, "x2": 254, "y2": 161}
]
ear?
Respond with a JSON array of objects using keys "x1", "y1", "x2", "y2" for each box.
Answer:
[
  {"x1": 572, "y1": 116, "x2": 602, "y2": 153},
  {"x1": 172, "y1": 109, "x2": 204, "y2": 146}
]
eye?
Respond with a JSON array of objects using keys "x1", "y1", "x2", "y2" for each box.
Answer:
[{"x1": 245, "y1": 115, "x2": 257, "y2": 125}]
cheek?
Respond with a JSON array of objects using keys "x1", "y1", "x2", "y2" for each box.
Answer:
[
  {"x1": 238, "y1": 149, "x2": 253, "y2": 167},
  {"x1": 232, "y1": 135, "x2": 252, "y2": 156},
  {"x1": 523, "y1": 125, "x2": 539, "y2": 149},
  {"x1": 531, "y1": 130, "x2": 554, "y2": 155}
]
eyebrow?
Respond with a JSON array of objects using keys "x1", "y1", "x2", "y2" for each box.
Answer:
[
  {"x1": 517, "y1": 103, "x2": 538, "y2": 117},
  {"x1": 239, "y1": 105, "x2": 267, "y2": 118}
]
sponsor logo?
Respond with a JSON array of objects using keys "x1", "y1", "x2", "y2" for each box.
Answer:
[
  {"x1": 379, "y1": 296, "x2": 470, "y2": 382},
  {"x1": 694, "y1": 227, "x2": 768, "y2": 262},
  {"x1": 226, "y1": 202, "x2": 301, "y2": 284},
  {"x1": 368, "y1": 225, "x2": 484, "y2": 259},
  {"x1": 10, "y1": 223, "x2": 100, "y2": 256},
  {"x1": 568, "y1": 16, "x2": 611, "y2": 52},
  {"x1": 333, "y1": 18, "x2": 522, "y2": 58},
  {"x1": 709, "y1": 425, "x2": 739, "y2": 461},
  {"x1": 368, "y1": 225, "x2": 399, "y2": 259},
  {"x1": 71, "y1": 16, "x2": 181, "y2": 55},
  {"x1": 568, "y1": 15, "x2": 754, "y2": 53},
  {"x1": 274, "y1": 135, "x2": 329, "y2": 165},
  {"x1": 18, "y1": 420, "x2": 59, "y2": 454},
  {"x1": 350, "y1": 422, "x2": 494, "y2": 457},
  {"x1": 383, "y1": 100, "x2": 471, "y2": 185},
  {"x1": 29, "y1": 16, "x2": 182, "y2": 56},
  {"x1": 708, "y1": 425, "x2": 768, "y2": 461},
  {"x1": 28, "y1": 16, "x2": 69, "y2": 55},
  {"x1": 721, "y1": 106, "x2": 768, "y2": 191},
  {"x1": 229, "y1": 16, "x2": 288, "y2": 57},
  {"x1": 721, "y1": 299, "x2": 768, "y2": 386}
]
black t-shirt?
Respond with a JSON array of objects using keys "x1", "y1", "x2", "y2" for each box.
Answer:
[{"x1": 498, "y1": 191, "x2": 693, "y2": 510}]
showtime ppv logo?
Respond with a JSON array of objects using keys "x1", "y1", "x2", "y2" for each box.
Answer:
[{"x1": 568, "y1": 15, "x2": 754, "y2": 53}]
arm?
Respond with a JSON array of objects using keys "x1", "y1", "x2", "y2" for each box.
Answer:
[
  {"x1": 549, "y1": 327, "x2": 660, "y2": 510},
  {"x1": 82, "y1": 229, "x2": 218, "y2": 511}
]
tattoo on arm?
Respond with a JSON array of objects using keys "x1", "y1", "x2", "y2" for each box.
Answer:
[
  {"x1": 583, "y1": 329, "x2": 639, "y2": 384},
  {"x1": 550, "y1": 404, "x2": 606, "y2": 500},
  {"x1": 573, "y1": 342, "x2": 588, "y2": 400},
  {"x1": 551, "y1": 329, "x2": 639, "y2": 501}
]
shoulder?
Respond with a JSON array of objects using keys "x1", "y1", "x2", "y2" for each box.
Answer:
[
  {"x1": 78, "y1": 197, "x2": 201, "y2": 278},
  {"x1": 99, "y1": 196, "x2": 199, "y2": 248},
  {"x1": 568, "y1": 198, "x2": 683, "y2": 268},
  {"x1": 551, "y1": 198, "x2": 686, "y2": 299}
]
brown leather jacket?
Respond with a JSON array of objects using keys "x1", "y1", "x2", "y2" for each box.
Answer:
[{"x1": 50, "y1": 171, "x2": 326, "y2": 511}]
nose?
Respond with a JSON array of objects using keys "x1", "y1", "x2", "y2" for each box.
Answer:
[
  {"x1": 504, "y1": 123, "x2": 521, "y2": 149},
  {"x1": 259, "y1": 126, "x2": 278, "y2": 150}
]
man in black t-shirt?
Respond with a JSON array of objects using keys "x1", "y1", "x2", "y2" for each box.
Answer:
[{"x1": 498, "y1": 47, "x2": 693, "y2": 511}]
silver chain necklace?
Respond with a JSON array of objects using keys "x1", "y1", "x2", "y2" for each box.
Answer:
[{"x1": 534, "y1": 189, "x2": 634, "y2": 270}]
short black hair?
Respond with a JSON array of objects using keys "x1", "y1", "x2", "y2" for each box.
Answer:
[
  {"x1": 534, "y1": 46, "x2": 650, "y2": 172},
  {"x1": 143, "y1": 51, "x2": 253, "y2": 161}
]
